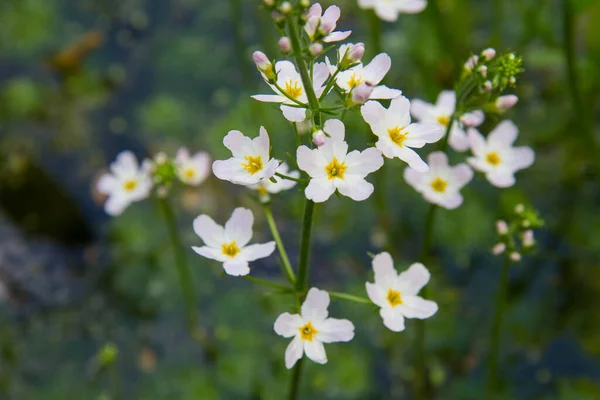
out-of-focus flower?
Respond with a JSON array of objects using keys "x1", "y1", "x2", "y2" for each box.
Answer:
[
  {"x1": 97, "y1": 151, "x2": 153, "y2": 216},
  {"x1": 350, "y1": 83, "x2": 375, "y2": 105},
  {"x1": 278, "y1": 37, "x2": 292, "y2": 54},
  {"x1": 481, "y1": 48, "x2": 496, "y2": 60},
  {"x1": 252, "y1": 61, "x2": 329, "y2": 122},
  {"x1": 365, "y1": 252, "x2": 438, "y2": 332},
  {"x1": 212, "y1": 127, "x2": 279, "y2": 185},
  {"x1": 496, "y1": 220, "x2": 509, "y2": 235},
  {"x1": 404, "y1": 152, "x2": 473, "y2": 209},
  {"x1": 362, "y1": 96, "x2": 443, "y2": 172},
  {"x1": 467, "y1": 120, "x2": 535, "y2": 188},
  {"x1": 279, "y1": 1, "x2": 292, "y2": 13},
  {"x1": 522, "y1": 230, "x2": 535, "y2": 248},
  {"x1": 297, "y1": 121, "x2": 383, "y2": 202},
  {"x1": 510, "y1": 252, "x2": 522, "y2": 263},
  {"x1": 337, "y1": 42, "x2": 365, "y2": 70},
  {"x1": 492, "y1": 243, "x2": 506, "y2": 255},
  {"x1": 304, "y1": 3, "x2": 351, "y2": 43},
  {"x1": 358, "y1": 0, "x2": 427, "y2": 22},
  {"x1": 274, "y1": 288, "x2": 355, "y2": 369},
  {"x1": 460, "y1": 110, "x2": 485, "y2": 128},
  {"x1": 495, "y1": 95, "x2": 519, "y2": 111},
  {"x1": 191, "y1": 208, "x2": 275, "y2": 276},
  {"x1": 248, "y1": 162, "x2": 300, "y2": 202},
  {"x1": 175, "y1": 148, "x2": 211, "y2": 186}
]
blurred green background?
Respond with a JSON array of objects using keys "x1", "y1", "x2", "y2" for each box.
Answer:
[{"x1": 1, "y1": 0, "x2": 599, "y2": 398}]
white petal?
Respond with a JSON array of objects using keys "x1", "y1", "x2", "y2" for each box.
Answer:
[
  {"x1": 397, "y1": 0, "x2": 428, "y2": 13},
  {"x1": 111, "y1": 151, "x2": 138, "y2": 177},
  {"x1": 436, "y1": 90, "x2": 456, "y2": 112},
  {"x1": 275, "y1": 60, "x2": 300, "y2": 80},
  {"x1": 97, "y1": 174, "x2": 118, "y2": 194},
  {"x1": 323, "y1": 30, "x2": 351, "y2": 43},
  {"x1": 488, "y1": 120, "x2": 518, "y2": 148},
  {"x1": 193, "y1": 215, "x2": 226, "y2": 248},
  {"x1": 372, "y1": 252, "x2": 397, "y2": 286},
  {"x1": 312, "y1": 62, "x2": 330, "y2": 90},
  {"x1": 335, "y1": 175, "x2": 374, "y2": 201},
  {"x1": 319, "y1": 139, "x2": 348, "y2": 162},
  {"x1": 394, "y1": 147, "x2": 429, "y2": 172},
  {"x1": 305, "y1": 177, "x2": 336, "y2": 203},
  {"x1": 361, "y1": 101, "x2": 387, "y2": 136},
  {"x1": 212, "y1": 159, "x2": 257, "y2": 185},
  {"x1": 307, "y1": 3, "x2": 322, "y2": 18},
  {"x1": 365, "y1": 282, "x2": 387, "y2": 307},
  {"x1": 297, "y1": 146, "x2": 327, "y2": 178},
  {"x1": 486, "y1": 170, "x2": 516, "y2": 188},
  {"x1": 240, "y1": 242, "x2": 276, "y2": 262},
  {"x1": 375, "y1": 138, "x2": 398, "y2": 159},
  {"x1": 404, "y1": 122, "x2": 444, "y2": 146},
  {"x1": 448, "y1": 125, "x2": 470, "y2": 152},
  {"x1": 191, "y1": 246, "x2": 227, "y2": 262},
  {"x1": 304, "y1": 340, "x2": 327, "y2": 364},
  {"x1": 104, "y1": 195, "x2": 130, "y2": 216},
  {"x1": 403, "y1": 166, "x2": 426, "y2": 190},
  {"x1": 225, "y1": 207, "x2": 254, "y2": 247},
  {"x1": 323, "y1": 119, "x2": 345, "y2": 141},
  {"x1": 223, "y1": 130, "x2": 254, "y2": 158},
  {"x1": 398, "y1": 296, "x2": 438, "y2": 319},
  {"x1": 380, "y1": 307, "x2": 405, "y2": 332},
  {"x1": 281, "y1": 105, "x2": 307, "y2": 122},
  {"x1": 301, "y1": 288, "x2": 330, "y2": 321},
  {"x1": 223, "y1": 259, "x2": 251, "y2": 276},
  {"x1": 251, "y1": 94, "x2": 285, "y2": 103},
  {"x1": 315, "y1": 318, "x2": 355, "y2": 343},
  {"x1": 427, "y1": 151, "x2": 449, "y2": 169},
  {"x1": 467, "y1": 128, "x2": 486, "y2": 156},
  {"x1": 397, "y1": 262, "x2": 431, "y2": 296},
  {"x1": 254, "y1": 126, "x2": 271, "y2": 159},
  {"x1": 369, "y1": 85, "x2": 402, "y2": 99},
  {"x1": 344, "y1": 147, "x2": 384, "y2": 176},
  {"x1": 374, "y1": 3, "x2": 399, "y2": 21},
  {"x1": 410, "y1": 99, "x2": 435, "y2": 122},
  {"x1": 509, "y1": 147, "x2": 535, "y2": 171},
  {"x1": 285, "y1": 336, "x2": 304, "y2": 369},
  {"x1": 358, "y1": 0, "x2": 375, "y2": 8},
  {"x1": 274, "y1": 313, "x2": 304, "y2": 338},
  {"x1": 452, "y1": 164, "x2": 474, "y2": 188},
  {"x1": 436, "y1": 191, "x2": 463, "y2": 209},
  {"x1": 362, "y1": 53, "x2": 391, "y2": 85},
  {"x1": 388, "y1": 96, "x2": 412, "y2": 126}
]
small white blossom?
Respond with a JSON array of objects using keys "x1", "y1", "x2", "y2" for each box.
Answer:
[
  {"x1": 495, "y1": 95, "x2": 519, "y2": 111},
  {"x1": 175, "y1": 148, "x2": 211, "y2": 186},
  {"x1": 510, "y1": 252, "x2": 522, "y2": 263},
  {"x1": 365, "y1": 252, "x2": 438, "y2": 332},
  {"x1": 248, "y1": 162, "x2": 299, "y2": 202},
  {"x1": 482, "y1": 48, "x2": 496, "y2": 60},
  {"x1": 361, "y1": 96, "x2": 443, "y2": 172},
  {"x1": 304, "y1": 3, "x2": 351, "y2": 43},
  {"x1": 252, "y1": 61, "x2": 329, "y2": 122},
  {"x1": 492, "y1": 243, "x2": 506, "y2": 255},
  {"x1": 274, "y1": 288, "x2": 355, "y2": 369},
  {"x1": 403, "y1": 151, "x2": 473, "y2": 209},
  {"x1": 326, "y1": 45, "x2": 401, "y2": 100},
  {"x1": 522, "y1": 230, "x2": 535, "y2": 248},
  {"x1": 358, "y1": 0, "x2": 427, "y2": 22},
  {"x1": 212, "y1": 127, "x2": 279, "y2": 185},
  {"x1": 191, "y1": 208, "x2": 276, "y2": 276},
  {"x1": 410, "y1": 90, "x2": 483, "y2": 152},
  {"x1": 496, "y1": 220, "x2": 509, "y2": 235},
  {"x1": 97, "y1": 151, "x2": 153, "y2": 216},
  {"x1": 467, "y1": 120, "x2": 535, "y2": 188},
  {"x1": 297, "y1": 120, "x2": 383, "y2": 202}
]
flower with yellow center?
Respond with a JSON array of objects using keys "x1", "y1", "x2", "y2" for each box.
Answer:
[
  {"x1": 387, "y1": 126, "x2": 408, "y2": 147},
  {"x1": 436, "y1": 115, "x2": 450, "y2": 127},
  {"x1": 221, "y1": 242, "x2": 240, "y2": 258},
  {"x1": 242, "y1": 155, "x2": 263, "y2": 175},
  {"x1": 325, "y1": 157, "x2": 348, "y2": 180},
  {"x1": 347, "y1": 72, "x2": 365, "y2": 89},
  {"x1": 122, "y1": 179, "x2": 138, "y2": 191},
  {"x1": 175, "y1": 147, "x2": 211, "y2": 186},
  {"x1": 284, "y1": 79, "x2": 303, "y2": 99},
  {"x1": 430, "y1": 177, "x2": 448, "y2": 193},
  {"x1": 274, "y1": 288, "x2": 355, "y2": 369},
  {"x1": 486, "y1": 152, "x2": 501, "y2": 166},
  {"x1": 366, "y1": 252, "x2": 438, "y2": 332}
]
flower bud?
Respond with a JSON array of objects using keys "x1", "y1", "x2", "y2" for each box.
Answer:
[
  {"x1": 483, "y1": 80, "x2": 493, "y2": 91},
  {"x1": 492, "y1": 243, "x2": 506, "y2": 255},
  {"x1": 460, "y1": 110, "x2": 484, "y2": 127},
  {"x1": 157, "y1": 185, "x2": 169, "y2": 198},
  {"x1": 300, "y1": 0, "x2": 310, "y2": 8},
  {"x1": 464, "y1": 55, "x2": 479, "y2": 71},
  {"x1": 509, "y1": 76, "x2": 517, "y2": 85},
  {"x1": 515, "y1": 203, "x2": 525, "y2": 214},
  {"x1": 351, "y1": 83, "x2": 374, "y2": 105},
  {"x1": 272, "y1": 11, "x2": 285, "y2": 24},
  {"x1": 312, "y1": 130, "x2": 326, "y2": 147},
  {"x1": 263, "y1": 0, "x2": 275, "y2": 7},
  {"x1": 253, "y1": 51, "x2": 276, "y2": 82},
  {"x1": 522, "y1": 220, "x2": 531, "y2": 228},
  {"x1": 496, "y1": 95, "x2": 518, "y2": 111},
  {"x1": 477, "y1": 65, "x2": 488, "y2": 78},
  {"x1": 481, "y1": 48, "x2": 496, "y2": 60},
  {"x1": 279, "y1": 1, "x2": 292, "y2": 14},
  {"x1": 154, "y1": 151, "x2": 168, "y2": 165},
  {"x1": 339, "y1": 43, "x2": 364, "y2": 70},
  {"x1": 309, "y1": 42, "x2": 323, "y2": 56},
  {"x1": 522, "y1": 230, "x2": 535, "y2": 248},
  {"x1": 510, "y1": 252, "x2": 522, "y2": 263},
  {"x1": 278, "y1": 36, "x2": 291, "y2": 54},
  {"x1": 496, "y1": 220, "x2": 508, "y2": 235}
]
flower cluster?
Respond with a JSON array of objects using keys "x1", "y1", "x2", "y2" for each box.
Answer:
[{"x1": 492, "y1": 203, "x2": 544, "y2": 261}]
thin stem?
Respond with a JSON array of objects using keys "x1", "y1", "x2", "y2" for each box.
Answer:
[
  {"x1": 264, "y1": 205, "x2": 296, "y2": 285},
  {"x1": 243, "y1": 275, "x2": 294, "y2": 292},
  {"x1": 288, "y1": 357, "x2": 304, "y2": 400},
  {"x1": 486, "y1": 257, "x2": 512, "y2": 395},
  {"x1": 295, "y1": 199, "x2": 316, "y2": 294},
  {"x1": 158, "y1": 198, "x2": 197, "y2": 332},
  {"x1": 318, "y1": 69, "x2": 340, "y2": 102},
  {"x1": 275, "y1": 172, "x2": 307, "y2": 184},
  {"x1": 328, "y1": 291, "x2": 373, "y2": 305}
]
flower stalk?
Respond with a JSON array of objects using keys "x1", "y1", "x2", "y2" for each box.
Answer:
[{"x1": 264, "y1": 205, "x2": 296, "y2": 285}]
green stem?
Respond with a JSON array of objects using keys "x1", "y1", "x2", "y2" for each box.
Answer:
[
  {"x1": 243, "y1": 275, "x2": 294, "y2": 292},
  {"x1": 485, "y1": 257, "x2": 512, "y2": 395},
  {"x1": 328, "y1": 291, "x2": 373, "y2": 305},
  {"x1": 288, "y1": 357, "x2": 304, "y2": 400},
  {"x1": 158, "y1": 198, "x2": 197, "y2": 333},
  {"x1": 368, "y1": 12, "x2": 382, "y2": 56},
  {"x1": 275, "y1": 172, "x2": 307, "y2": 184},
  {"x1": 295, "y1": 199, "x2": 316, "y2": 294},
  {"x1": 318, "y1": 69, "x2": 340, "y2": 102},
  {"x1": 264, "y1": 205, "x2": 296, "y2": 285}
]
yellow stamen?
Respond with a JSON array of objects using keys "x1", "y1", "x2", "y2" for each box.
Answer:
[
  {"x1": 257, "y1": 185, "x2": 268, "y2": 196},
  {"x1": 430, "y1": 177, "x2": 448, "y2": 193},
  {"x1": 486, "y1": 152, "x2": 501, "y2": 166},
  {"x1": 184, "y1": 168, "x2": 195, "y2": 179},
  {"x1": 386, "y1": 289, "x2": 403, "y2": 307},
  {"x1": 221, "y1": 241, "x2": 240, "y2": 258},
  {"x1": 436, "y1": 115, "x2": 450, "y2": 126},
  {"x1": 299, "y1": 322, "x2": 318, "y2": 342},
  {"x1": 347, "y1": 72, "x2": 365, "y2": 89},
  {"x1": 123, "y1": 180, "x2": 137, "y2": 191},
  {"x1": 284, "y1": 79, "x2": 303, "y2": 99},
  {"x1": 242, "y1": 155, "x2": 263, "y2": 175},
  {"x1": 388, "y1": 126, "x2": 408, "y2": 147},
  {"x1": 325, "y1": 157, "x2": 348, "y2": 180}
]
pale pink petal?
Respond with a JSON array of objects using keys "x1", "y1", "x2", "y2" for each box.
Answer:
[
  {"x1": 394, "y1": 147, "x2": 429, "y2": 172},
  {"x1": 410, "y1": 99, "x2": 435, "y2": 122},
  {"x1": 509, "y1": 147, "x2": 535, "y2": 171},
  {"x1": 191, "y1": 246, "x2": 227, "y2": 262},
  {"x1": 486, "y1": 171, "x2": 516, "y2": 188},
  {"x1": 403, "y1": 166, "x2": 426, "y2": 190},
  {"x1": 374, "y1": 3, "x2": 399, "y2": 22},
  {"x1": 362, "y1": 53, "x2": 391, "y2": 85},
  {"x1": 397, "y1": 0, "x2": 428, "y2": 13},
  {"x1": 313, "y1": 62, "x2": 330, "y2": 90},
  {"x1": 375, "y1": 138, "x2": 398, "y2": 159},
  {"x1": 404, "y1": 122, "x2": 444, "y2": 145},
  {"x1": 301, "y1": 288, "x2": 330, "y2": 322},
  {"x1": 297, "y1": 146, "x2": 327, "y2": 178},
  {"x1": 467, "y1": 128, "x2": 487, "y2": 156},
  {"x1": 285, "y1": 336, "x2": 304, "y2": 369},
  {"x1": 104, "y1": 195, "x2": 130, "y2": 216},
  {"x1": 437, "y1": 191, "x2": 463, "y2": 209},
  {"x1": 436, "y1": 90, "x2": 456, "y2": 112},
  {"x1": 97, "y1": 174, "x2": 118, "y2": 194},
  {"x1": 372, "y1": 252, "x2": 397, "y2": 286},
  {"x1": 223, "y1": 130, "x2": 254, "y2": 158},
  {"x1": 369, "y1": 85, "x2": 402, "y2": 99},
  {"x1": 323, "y1": 31, "x2": 351, "y2": 43},
  {"x1": 251, "y1": 94, "x2": 285, "y2": 103},
  {"x1": 315, "y1": 318, "x2": 355, "y2": 343},
  {"x1": 448, "y1": 125, "x2": 470, "y2": 152},
  {"x1": 323, "y1": 119, "x2": 345, "y2": 141},
  {"x1": 281, "y1": 105, "x2": 307, "y2": 122},
  {"x1": 212, "y1": 158, "x2": 254, "y2": 184},
  {"x1": 361, "y1": 100, "x2": 387, "y2": 136},
  {"x1": 452, "y1": 164, "x2": 474, "y2": 188},
  {"x1": 307, "y1": 3, "x2": 322, "y2": 18},
  {"x1": 427, "y1": 151, "x2": 449, "y2": 169},
  {"x1": 488, "y1": 120, "x2": 518, "y2": 147}
]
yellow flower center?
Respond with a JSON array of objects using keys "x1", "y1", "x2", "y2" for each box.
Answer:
[
  {"x1": 221, "y1": 241, "x2": 240, "y2": 258},
  {"x1": 347, "y1": 72, "x2": 365, "y2": 89},
  {"x1": 184, "y1": 168, "x2": 196, "y2": 179},
  {"x1": 436, "y1": 115, "x2": 450, "y2": 126},
  {"x1": 284, "y1": 79, "x2": 303, "y2": 99},
  {"x1": 242, "y1": 155, "x2": 263, "y2": 175},
  {"x1": 257, "y1": 185, "x2": 268, "y2": 196},
  {"x1": 386, "y1": 289, "x2": 403, "y2": 307},
  {"x1": 388, "y1": 126, "x2": 408, "y2": 147},
  {"x1": 299, "y1": 322, "x2": 318, "y2": 342},
  {"x1": 430, "y1": 177, "x2": 448, "y2": 193},
  {"x1": 325, "y1": 157, "x2": 347, "y2": 180},
  {"x1": 123, "y1": 179, "x2": 138, "y2": 192},
  {"x1": 486, "y1": 152, "x2": 501, "y2": 166}
]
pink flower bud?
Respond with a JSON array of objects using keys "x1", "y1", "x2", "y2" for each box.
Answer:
[
  {"x1": 351, "y1": 83, "x2": 374, "y2": 105},
  {"x1": 253, "y1": 51, "x2": 276, "y2": 81},
  {"x1": 460, "y1": 110, "x2": 484, "y2": 127},
  {"x1": 481, "y1": 48, "x2": 496, "y2": 60},
  {"x1": 464, "y1": 55, "x2": 479, "y2": 71},
  {"x1": 278, "y1": 37, "x2": 291, "y2": 54},
  {"x1": 309, "y1": 43, "x2": 323, "y2": 56},
  {"x1": 522, "y1": 230, "x2": 535, "y2": 248},
  {"x1": 484, "y1": 80, "x2": 493, "y2": 91},
  {"x1": 510, "y1": 252, "x2": 522, "y2": 263},
  {"x1": 312, "y1": 130, "x2": 326, "y2": 146},
  {"x1": 496, "y1": 220, "x2": 508, "y2": 235},
  {"x1": 492, "y1": 243, "x2": 506, "y2": 255},
  {"x1": 477, "y1": 65, "x2": 488, "y2": 78},
  {"x1": 495, "y1": 95, "x2": 519, "y2": 111},
  {"x1": 348, "y1": 43, "x2": 365, "y2": 62}
]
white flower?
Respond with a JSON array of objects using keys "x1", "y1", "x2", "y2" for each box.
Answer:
[
  {"x1": 410, "y1": 90, "x2": 484, "y2": 152},
  {"x1": 96, "y1": 151, "x2": 153, "y2": 216},
  {"x1": 175, "y1": 148, "x2": 211, "y2": 186},
  {"x1": 296, "y1": 119, "x2": 383, "y2": 202},
  {"x1": 326, "y1": 45, "x2": 401, "y2": 100},
  {"x1": 252, "y1": 61, "x2": 329, "y2": 122},
  {"x1": 358, "y1": 0, "x2": 427, "y2": 22},
  {"x1": 274, "y1": 288, "x2": 355, "y2": 369},
  {"x1": 467, "y1": 120, "x2": 535, "y2": 188},
  {"x1": 403, "y1": 151, "x2": 473, "y2": 209},
  {"x1": 212, "y1": 127, "x2": 279, "y2": 185},
  {"x1": 304, "y1": 3, "x2": 351, "y2": 43},
  {"x1": 365, "y1": 252, "x2": 438, "y2": 332},
  {"x1": 248, "y1": 162, "x2": 299, "y2": 201},
  {"x1": 191, "y1": 208, "x2": 276, "y2": 276},
  {"x1": 361, "y1": 96, "x2": 443, "y2": 172}
]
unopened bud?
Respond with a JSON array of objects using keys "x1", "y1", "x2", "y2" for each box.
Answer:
[
  {"x1": 515, "y1": 203, "x2": 525, "y2": 214},
  {"x1": 253, "y1": 51, "x2": 276, "y2": 82},
  {"x1": 339, "y1": 43, "x2": 365, "y2": 70},
  {"x1": 460, "y1": 110, "x2": 484, "y2": 127},
  {"x1": 279, "y1": 1, "x2": 292, "y2": 14},
  {"x1": 263, "y1": 0, "x2": 275, "y2": 7},
  {"x1": 522, "y1": 220, "x2": 531, "y2": 228},
  {"x1": 477, "y1": 65, "x2": 488, "y2": 78},
  {"x1": 300, "y1": 0, "x2": 310, "y2": 8},
  {"x1": 481, "y1": 48, "x2": 496, "y2": 60},
  {"x1": 509, "y1": 76, "x2": 517, "y2": 85},
  {"x1": 272, "y1": 11, "x2": 285, "y2": 24},
  {"x1": 496, "y1": 220, "x2": 509, "y2": 235},
  {"x1": 510, "y1": 252, "x2": 521, "y2": 263},
  {"x1": 309, "y1": 42, "x2": 323, "y2": 56},
  {"x1": 278, "y1": 37, "x2": 291, "y2": 54},
  {"x1": 522, "y1": 230, "x2": 535, "y2": 248},
  {"x1": 483, "y1": 80, "x2": 493, "y2": 91},
  {"x1": 495, "y1": 95, "x2": 519, "y2": 111},
  {"x1": 351, "y1": 83, "x2": 374, "y2": 105},
  {"x1": 157, "y1": 186, "x2": 169, "y2": 198},
  {"x1": 154, "y1": 151, "x2": 168, "y2": 165},
  {"x1": 464, "y1": 55, "x2": 479, "y2": 71},
  {"x1": 492, "y1": 243, "x2": 506, "y2": 255},
  {"x1": 312, "y1": 130, "x2": 326, "y2": 147}
]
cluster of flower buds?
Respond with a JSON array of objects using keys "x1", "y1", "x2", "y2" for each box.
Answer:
[{"x1": 492, "y1": 203, "x2": 544, "y2": 262}]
